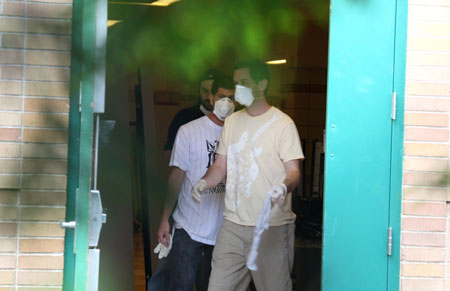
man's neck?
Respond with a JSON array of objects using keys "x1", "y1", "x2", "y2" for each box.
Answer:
[
  {"x1": 199, "y1": 104, "x2": 211, "y2": 115},
  {"x1": 246, "y1": 97, "x2": 271, "y2": 116},
  {"x1": 207, "y1": 113, "x2": 224, "y2": 126}
]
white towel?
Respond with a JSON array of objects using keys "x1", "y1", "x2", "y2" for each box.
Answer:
[{"x1": 246, "y1": 194, "x2": 272, "y2": 271}]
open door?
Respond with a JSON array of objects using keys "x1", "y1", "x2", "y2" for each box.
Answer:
[
  {"x1": 322, "y1": 0, "x2": 406, "y2": 290},
  {"x1": 62, "y1": 0, "x2": 108, "y2": 289}
]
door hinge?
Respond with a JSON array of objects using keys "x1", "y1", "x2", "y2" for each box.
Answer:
[
  {"x1": 387, "y1": 227, "x2": 393, "y2": 256},
  {"x1": 391, "y1": 92, "x2": 397, "y2": 120}
]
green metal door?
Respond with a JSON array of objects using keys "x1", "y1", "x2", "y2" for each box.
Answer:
[
  {"x1": 63, "y1": 0, "x2": 107, "y2": 289},
  {"x1": 323, "y1": 0, "x2": 406, "y2": 290}
]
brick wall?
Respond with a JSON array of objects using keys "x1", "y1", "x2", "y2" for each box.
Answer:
[
  {"x1": 402, "y1": 1, "x2": 450, "y2": 290},
  {"x1": 0, "y1": 0, "x2": 72, "y2": 289}
]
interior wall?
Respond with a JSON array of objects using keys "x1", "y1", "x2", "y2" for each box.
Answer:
[{"x1": 97, "y1": 61, "x2": 135, "y2": 290}]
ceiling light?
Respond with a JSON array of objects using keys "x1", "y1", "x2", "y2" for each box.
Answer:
[
  {"x1": 107, "y1": 20, "x2": 122, "y2": 27},
  {"x1": 149, "y1": 0, "x2": 180, "y2": 6},
  {"x1": 109, "y1": 0, "x2": 180, "y2": 6},
  {"x1": 266, "y1": 59, "x2": 287, "y2": 65}
]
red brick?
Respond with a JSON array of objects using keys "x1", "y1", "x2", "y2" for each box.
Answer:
[
  {"x1": 405, "y1": 127, "x2": 449, "y2": 142},
  {"x1": 406, "y1": 97, "x2": 450, "y2": 112},
  {"x1": 403, "y1": 201, "x2": 446, "y2": 216},
  {"x1": 18, "y1": 255, "x2": 63, "y2": 269},
  {"x1": 405, "y1": 113, "x2": 448, "y2": 127},
  {"x1": 19, "y1": 239, "x2": 64, "y2": 253},
  {"x1": 402, "y1": 232, "x2": 445, "y2": 247},
  {"x1": 401, "y1": 247, "x2": 445, "y2": 262},
  {"x1": 1, "y1": 66, "x2": 23, "y2": 80},
  {"x1": 0, "y1": 239, "x2": 16, "y2": 252},
  {"x1": 403, "y1": 187, "x2": 447, "y2": 201},
  {"x1": 403, "y1": 172, "x2": 448, "y2": 187},
  {"x1": 26, "y1": 4, "x2": 72, "y2": 19},
  {"x1": 0, "y1": 271, "x2": 15, "y2": 285},
  {"x1": 23, "y1": 129, "x2": 68, "y2": 143},
  {"x1": 24, "y1": 98, "x2": 69, "y2": 113},
  {"x1": 404, "y1": 142, "x2": 448, "y2": 157},
  {"x1": 0, "y1": 223, "x2": 17, "y2": 236},
  {"x1": 403, "y1": 158, "x2": 448, "y2": 173},
  {"x1": 0, "y1": 255, "x2": 16, "y2": 268},
  {"x1": 401, "y1": 278, "x2": 444, "y2": 291},
  {"x1": 21, "y1": 175, "x2": 67, "y2": 191},
  {"x1": 402, "y1": 263, "x2": 445, "y2": 277},
  {"x1": 0, "y1": 128, "x2": 20, "y2": 142},
  {"x1": 17, "y1": 270, "x2": 63, "y2": 285},
  {"x1": 2, "y1": 3, "x2": 25, "y2": 16},
  {"x1": 20, "y1": 191, "x2": 66, "y2": 206},
  {"x1": 0, "y1": 97, "x2": 22, "y2": 111}
]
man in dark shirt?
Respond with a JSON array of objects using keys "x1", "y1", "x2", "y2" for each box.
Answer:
[{"x1": 163, "y1": 69, "x2": 223, "y2": 154}]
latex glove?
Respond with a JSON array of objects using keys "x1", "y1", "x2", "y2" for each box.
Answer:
[
  {"x1": 269, "y1": 184, "x2": 287, "y2": 205},
  {"x1": 154, "y1": 227, "x2": 175, "y2": 259},
  {"x1": 192, "y1": 179, "x2": 207, "y2": 203}
]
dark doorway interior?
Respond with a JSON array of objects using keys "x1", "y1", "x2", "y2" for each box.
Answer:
[{"x1": 102, "y1": 1, "x2": 329, "y2": 290}]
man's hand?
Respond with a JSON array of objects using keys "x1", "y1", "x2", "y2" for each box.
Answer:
[
  {"x1": 269, "y1": 184, "x2": 287, "y2": 205},
  {"x1": 154, "y1": 219, "x2": 173, "y2": 259},
  {"x1": 192, "y1": 179, "x2": 208, "y2": 203},
  {"x1": 157, "y1": 219, "x2": 171, "y2": 247}
]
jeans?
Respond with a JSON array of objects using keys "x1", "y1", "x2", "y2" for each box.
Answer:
[
  {"x1": 148, "y1": 252, "x2": 172, "y2": 291},
  {"x1": 168, "y1": 228, "x2": 214, "y2": 291}
]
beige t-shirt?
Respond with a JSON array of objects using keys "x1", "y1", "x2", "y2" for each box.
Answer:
[{"x1": 217, "y1": 106, "x2": 304, "y2": 226}]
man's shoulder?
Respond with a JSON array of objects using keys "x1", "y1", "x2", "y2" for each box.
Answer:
[
  {"x1": 172, "y1": 105, "x2": 203, "y2": 123},
  {"x1": 224, "y1": 108, "x2": 245, "y2": 123},
  {"x1": 178, "y1": 115, "x2": 209, "y2": 133},
  {"x1": 272, "y1": 107, "x2": 295, "y2": 124}
]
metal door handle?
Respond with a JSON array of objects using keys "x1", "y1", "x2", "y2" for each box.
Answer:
[{"x1": 61, "y1": 221, "x2": 76, "y2": 229}]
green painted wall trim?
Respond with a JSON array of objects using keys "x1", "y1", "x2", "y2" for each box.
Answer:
[
  {"x1": 388, "y1": 0, "x2": 408, "y2": 290},
  {"x1": 62, "y1": 0, "x2": 83, "y2": 288}
]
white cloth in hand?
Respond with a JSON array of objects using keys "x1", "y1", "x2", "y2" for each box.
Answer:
[
  {"x1": 246, "y1": 193, "x2": 272, "y2": 271},
  {"x1": 269, "y1": 183, "x2": 287, "y2": 205},
  {"x1": 153, "y1": 227, "x2": 175, "y2": 259},
  {"x1": 192, "y1": 179, "x2": 207, "y2": 203}
]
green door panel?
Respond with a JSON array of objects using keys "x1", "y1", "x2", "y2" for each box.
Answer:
[
  {"x1": 323, "y1": 0, "x2": 397, "y2": 290},
  {"x1": 63, "y1": 0, "x2": 97, "y2": 289}
]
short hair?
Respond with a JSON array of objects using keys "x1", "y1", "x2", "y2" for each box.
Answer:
[
  {"x1": 211, "y1": 76, "x2": 235, "y2": 95},
  {"x1": 198, "y1": 69, "x2": 224, "y2": 89},
  {"x1": 233, "y1": 59, "x2": 271, "y2": 91}
]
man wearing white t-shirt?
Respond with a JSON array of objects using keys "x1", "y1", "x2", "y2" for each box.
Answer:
[
  {"x1": 157, "y1": 77, "x2": 236, "y2": 291},
  {"x1": 193, "y1": 59, "x2": 304, "y2": 291}
]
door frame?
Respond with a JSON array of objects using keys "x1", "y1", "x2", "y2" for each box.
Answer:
[{"x1": 62, "y1": 0, "x2": 408, "y2": 289}]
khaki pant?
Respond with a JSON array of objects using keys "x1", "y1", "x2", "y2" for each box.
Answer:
[{"x1": 208, "y1": 220, "x2": 295, "y2": 291}]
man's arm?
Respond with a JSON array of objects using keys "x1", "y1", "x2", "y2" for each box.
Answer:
[
  {"x1": 202, "y1": 154, "x2": 227, "y2": 189},
  {"x1": 282, "y1": 159, "x2": 301, "y2": 192},
  {"x1": 191, "y1": 154, "x2": 227, "y2": 203},
  {"x1": 157, "y1": 166, "x2": 185, "y2": 247},
  {"x1": 270, "y1": 159, "x2": 301, "y2": 205}
]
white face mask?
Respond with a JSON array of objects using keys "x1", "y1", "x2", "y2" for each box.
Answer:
[
  {"x1": 213, "y1": 97, "x2": 235, "y2": 121},
  {"x1": 235, "y1": 85, "x2": 254, "y2": 107}
]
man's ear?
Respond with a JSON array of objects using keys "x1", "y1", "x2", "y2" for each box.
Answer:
[{"x1": 257, "y1": 79, "x2": 268, "y2": 93}]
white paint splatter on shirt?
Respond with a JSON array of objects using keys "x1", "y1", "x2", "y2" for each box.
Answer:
[{"x1": 226, "y1": 112, "x2": 281, "y2": 209}]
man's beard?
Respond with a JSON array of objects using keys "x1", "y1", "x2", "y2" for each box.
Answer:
[{"x1": 201, "y1": 99, "x2": 213, "y2": 111}]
